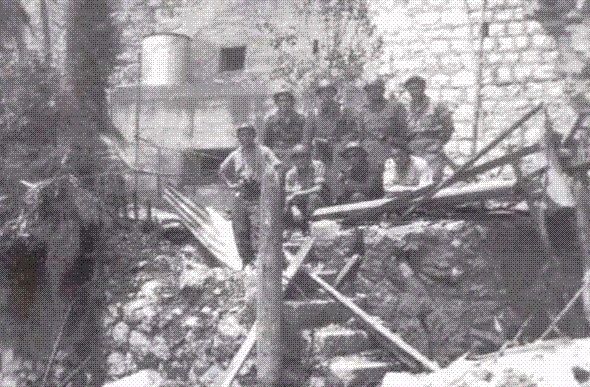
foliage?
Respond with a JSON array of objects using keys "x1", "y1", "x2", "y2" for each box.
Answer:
[
  {"x1": 0, "y1": 0, "x2": 29, "y2": 53},
  {"x1": 65, "y1": 0, "x2": 121, "y2": 131},
  {"x1": 0, "y1": 55, "x2": 60, "y2": 144},
  {"x1": 257, "y1": 0, "x2": 383, "y2": 94}
]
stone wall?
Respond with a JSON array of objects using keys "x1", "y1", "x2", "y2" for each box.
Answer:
[{"x1": 372, "y1": 0, "x2": 590, "y2": 165}]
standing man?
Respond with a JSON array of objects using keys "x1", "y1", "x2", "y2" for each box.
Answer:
[
  {"x1": 263, "y1": 86, "x2": 305, "y2": 161},
  {"x1": 404, "y1": 75, "x2": 455, "y2": 182},
  {"x1": 284, "y1": 144, "x2": 328, "y2": 229},
  {"x1": 382, "y1": 137, "x2": 433, "y2": 197},
  {"x1": 358, "y1": 78, "x2": 408, "y2": 170},
  {"x1": 304, "y1": 79, "x2": 357, "y2": 193},
  {"x1": 336, "y1": 141, "x2": 383, "y2": 203},
  {"x1": 219, "y1": 123, "x2": 280, "y2": 265}
]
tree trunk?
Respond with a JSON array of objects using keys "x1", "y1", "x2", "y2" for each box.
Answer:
[{"x1": 39, "y1": 0, "x2": 51, "y2": 65}]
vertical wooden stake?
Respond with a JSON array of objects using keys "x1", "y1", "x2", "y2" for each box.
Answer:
[
  {"x1": 157, "y1": 147, "x2": 163, "y2": 205},
  {"x1": 257, "y1": 164, "x2": 284, "y2": 387}
]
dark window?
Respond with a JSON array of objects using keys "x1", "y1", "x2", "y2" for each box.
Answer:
[
  {"x1": 219, "y1": 46, "x2": 246, "y2": 72},
  {"x1": 312, "y1": 39, "x2": 319, "y2": 54}
]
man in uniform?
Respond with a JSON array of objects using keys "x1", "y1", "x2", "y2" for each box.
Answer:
[
  {"x1": 382, "y1": 137, "x2": 433, "y2": 197},
  {"x1": 304, "y1": 79, "x2": 357, "y2": 194},
  {"x1": 404, "y1": 75, "x2": 455, "y2": 182},
  {"x1": 358, "y1": 78, "x2": 408, "y2": 170},
  {"x1": 335, "y1": 141, "x2": 383, "y2": 203},
  {"x1": 263, "y1": 87, "x2": 305, "y2": 161},
  {"x1": 285, "y1": 144, "x2": 328, "y2": 230},
  {"x1": 219, "y1": 123, "x2": 280, "y2": 265}
]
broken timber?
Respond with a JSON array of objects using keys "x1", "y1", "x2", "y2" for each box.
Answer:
[
  {"x1": 163, "y1": 185, "x2": 243, "y2": 271},
  {"x1": 313, "y1": 178, "x2": 518, "y2": 220},
  {"x1": 304, "y1": 268, "x2": 441, "y2": 372},
  {"x1": 214, "y1": 238, "x2": 315, "y2": 387},
  {"x1": 402, "y1": 102, "x2": 544, "y2": 218}
]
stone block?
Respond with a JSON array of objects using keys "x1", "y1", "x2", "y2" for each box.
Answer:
[
  {"x1": 454, "y1": 104, "x2": 474, "y2": 122},
  {"x1": 452, "y1": 69, "x2": 476, "y2": 87},
  {"x1": 495, "y1": 66, "x2": 513, "y2": 84},
  {"x1": 415, "y1": 12, "x2": 441, "y2": 25},
  {"x1": 497, "y1": 36, "x2": 516, "y2": 52},
  {"x1": 531, "y1": 34, "x2": 557, "y2": 50},
  {"x1": 440, "y1": 10, "x2": 469, "y2": 26},
  {"x1": 506, "y1": 21, "x2": 525, "y2": 36},
  {"x1": 450, "y1": 39, "x2": 472, "y2": 53},
  {"x1": 533, "y1": 64, "x2": 557, "y2": 81},
  {"x1": 515, "y1": 35, "x2": 530, "y2": 49},
  {"x1": 430, "y1": 40, "x2": 451, "y2": 54},
  {"x1": 299, "y1": 325, "x2": 373, "y2": 358},
  {"x1": 326, "y1": 355, "x2": 394, "y2": 387},
  {"x1": 493, "y1": 9, "x2": 515, "y2": 22},
  {"x1": 489, "y1": 22, "x2": 506, "y2": 36}
]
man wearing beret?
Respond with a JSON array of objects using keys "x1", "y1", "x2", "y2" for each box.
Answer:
[
  {"x1": 357, "y1": 78, "x2": 408, "y2": 170},
  {"x1": 404, "y1": 75, "x2": 455, "y2": 182},
  {"x1": 219, "y1": 123, "x2": 280, "y2": 265},
  {"x1": 263, "y1": 87, "x2": 306, "y2": 161}
]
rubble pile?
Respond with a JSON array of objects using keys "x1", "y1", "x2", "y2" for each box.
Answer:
[
  {"x1": 100, "y1": 230, "x2": 254, "y2": 386},
  {"x1": 311, "y1": 216, "x2": 554, "y2": 366}
]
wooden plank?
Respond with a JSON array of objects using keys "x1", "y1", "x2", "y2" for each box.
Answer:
[
  {"x1": 214, "y1": 238, "x2": 314, "y2": 387},
  {"x1": 457, "y1": 143, "x2": 540, "y2": 180},
  {"x1": 402, "y1": 102, "x2": 544, "y2": 218},
  {"x1": 305, "y1": 269, "x2": 440, "y2": 372},
  {"x1": 313, "y1": 179, "x2": 518, "y2": 220},
  {"x1": 333, "y1": 254, "x2": 363, "y2": 289}
]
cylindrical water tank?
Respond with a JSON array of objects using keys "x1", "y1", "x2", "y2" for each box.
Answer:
[{"x1": 141, "y1": 33, "x2": 191, "y2": 85}]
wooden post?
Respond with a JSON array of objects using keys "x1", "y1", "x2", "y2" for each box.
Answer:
[
  {"x1": 156, "y1": 147, "x2": 163, "y2": 205},
  {"x1": 257, "y1": 165, "x2": 284, "y2": 387}
]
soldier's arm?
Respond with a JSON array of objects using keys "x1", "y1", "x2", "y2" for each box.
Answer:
[
  {"x1": 262, "y1": 118, "x2": 273, "y2": 148},
  {"x1": 436, "y1": 104, "x2": 455, "y2": 143},
  {"x1": 218, "y1": 152, "x2": 239, "y2": 189}
]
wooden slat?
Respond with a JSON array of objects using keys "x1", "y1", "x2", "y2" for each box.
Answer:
[
  {"x1": 313, "y1": 179, "x2": 518, "y2": 220},
  {"x1": 333, "y1": 254, "x2": 363, "y2": 289},
  {"x1": 305, "y1": 269, "x2": 440, "y2": 372},
  {"x1": 214, "y1": 238, "x2": 314, "y2": 387}
]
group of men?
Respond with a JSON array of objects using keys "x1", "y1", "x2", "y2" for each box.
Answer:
[{"x1": 219, "y1": 75, "x2": 455, "y2": 264}]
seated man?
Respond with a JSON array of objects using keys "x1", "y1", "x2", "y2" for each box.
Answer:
[
  {"x1": 285, "y1": 144, "x2": 329, "y2": 228},
  {"x1": 383, "y1": 137, "x2": 433, "y2": 197},
  {"x1": 336, "y1": 141, "x2": 383, "y2": 203}
]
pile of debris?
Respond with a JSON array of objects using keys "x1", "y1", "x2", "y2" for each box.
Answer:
[{"x1": 100, "y1": 229, "x2": 255, "y2": 386}]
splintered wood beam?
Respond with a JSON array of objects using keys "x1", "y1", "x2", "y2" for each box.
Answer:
[
  {"x1": 214, "y1": 238, "x2": 314, "y2": 387},
  {"x1": 313, "y1": 179, "x2": 518, "y2": 220},
  {"x1": 305, "y1": 269, "x2": 441, "y2": 372},
  {"x1": 458, "y1": 143, "x2": 541, "y2": 180},
  {"x1": 333, "y1": 254, "x2": 363, "y2": 289}
]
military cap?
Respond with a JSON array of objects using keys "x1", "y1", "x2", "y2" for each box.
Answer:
[
  {"x1": 291, "y1": 144, "x2": 311, "y2": 157},
  {"x1": 316, "y1": 79, "x2": 337, "y2": 95},
  {"x1": 363, "y1": 78, "x2": 386, "y2": 91},
  {"x1": 236, "y1": 123, "x2": 256, "y2": 134},
  {"x1": 340, "y1": 141, "x2": 368, "y2": 157},
  {"x1": 272, "y1": 85, "x2": 295, "y2": 103},
  {"x1": 404, "y1": 75, "x2": 427, "y2": 89}
]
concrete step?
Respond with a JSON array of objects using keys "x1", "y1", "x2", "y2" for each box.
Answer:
[
  {"x1": 284, "y1": 294, "x2": 368, "y2": 331},
  {"x1": 324, "y1": 352, "x2": 398, "y2": 387},
  {"x1": 297, "y1": 324, "x2": 375, "y2": 359}
]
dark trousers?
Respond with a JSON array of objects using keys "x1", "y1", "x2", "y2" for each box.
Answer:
[{"x1": 232, "y1": 193, "x2": 260, "y2": 266}]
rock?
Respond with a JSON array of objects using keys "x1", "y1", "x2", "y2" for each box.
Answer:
[
  {"x1": 199, "y1": 364, "x2": 223, "y2": 386},
  {"x1": 122, "y1": 298, "x2": 158, "y2": 327},
  {"x1": 103, "y1": 369, "x2": 164, "y2": 387},
  {"x1": 112, "y1": 321, "x2": 130, "y2": 347},
  {"x1": 151, "y1": 336, "x2": 171, "y2": 360},
  {"x1": 106, "y1": 352, "x2": 127, "y2": 377},
  {"x1": 179, "y1": 263, "x2": 213, "y2": 292},
  {"x1": 217, "y1": 314, "x2": 247, "y2": 340},
  {"x1": 128, "y1": 330, "x2": 152, "y2": 358}
]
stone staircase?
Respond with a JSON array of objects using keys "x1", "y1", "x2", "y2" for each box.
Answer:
[{"x1": 283, "y1": 292, "x2": 402, "y2": 387}]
